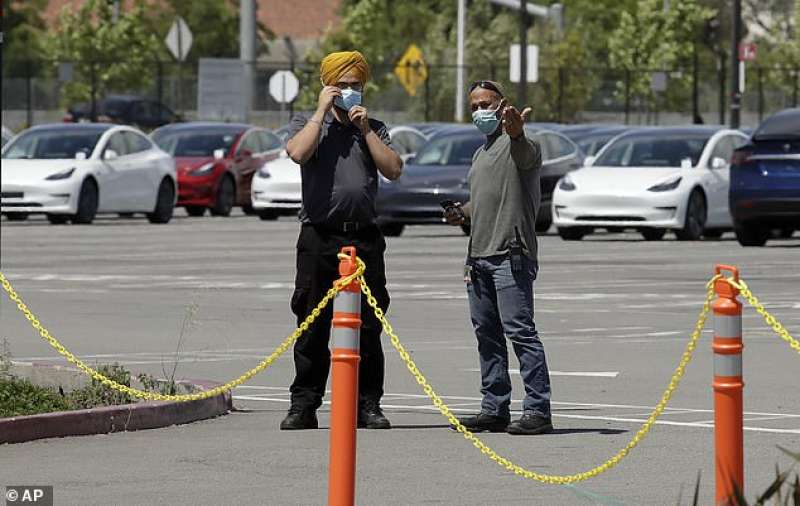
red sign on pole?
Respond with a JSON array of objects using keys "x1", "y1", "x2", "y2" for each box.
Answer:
[{"x1": 739, "y1": 42, "x2": 757, "y2": 61}]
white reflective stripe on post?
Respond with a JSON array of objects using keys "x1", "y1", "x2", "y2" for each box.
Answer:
[
  {"x1": 714, "y1": 353, "x2": 742, "y2": 377},
  {"x1": 332, "y1": 326, "x2": 360, "y2": 350},
  {"x1": 714, "y1": 314, "x2": 742, "y2": 338},
  {"x1": 333, "y1": 291, "x2": 360, "y2": 315}
]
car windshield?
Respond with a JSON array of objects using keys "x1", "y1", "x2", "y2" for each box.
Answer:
[
  {"x1": 152, "y1": 129, "x2": 240, "y2": 157},
  {"x1": 2, "y1": 129, "x2": 103, "y2": 159},
  {"x1": 594, "y1": 132, "x2": 711, "y2": 167},
  {"x1": 414, "y1": 134, "x2": 483, "y2": 165}
]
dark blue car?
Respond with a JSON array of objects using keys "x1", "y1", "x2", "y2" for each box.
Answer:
[{"x1": 730, "y1": 108, "x2": 800, "y2": 246}]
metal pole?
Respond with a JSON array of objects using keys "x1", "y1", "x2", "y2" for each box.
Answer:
[
  {"x1": 793, "y1": 68, "x2": 799, "y2": 107},
  {"x1": 624, "y1": 69, "x2": 631, "y2": 125},
  {"x1": 712, "y1": 264, "x2": 744, "y2": 505},
  {"x1": 730, "y1": 0, "x2": 742, "y2": 128},
  {"x1": 518, "y1": 0, "x2": 528, "y2": 107},
  {"x1": 455, "y1": 0, "x2": 466, "y2": 122},
  {"x1": 424, "y1": 67, "x2": 430, "y2": 122},
  {"x1": 557, "y1": 66, "x2": 564, "y2": 123},
  {"x1": 26, "y1": 61, "x2": 33, "y2": 128},
  {"x1": 157, "y1": 61, "x2": 164, "y2": 108},
  {"x1": 327, "y1": 247, "x2": 361, "y2": 506},
  {"x1": 240, "y1": 0, "x2": 256, "y2": 122},
  {"x1": 719, "y1": 53, "x2": 726, "y2": 125},
  {"x1": 757, "y1": 67, "x2": 764, "y2": 122},
  {"x1": 90, "y1": 62, "x2": 98, "y2": 122},
  {"x1": 692, "y1": 41, "x2": 700, "y2": 124}
]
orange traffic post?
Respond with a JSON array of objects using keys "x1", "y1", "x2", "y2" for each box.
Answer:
[
  {"x1": 328, "y1": 246, "x2": 361, "y2": 506},
  {"x1": 712, "y1": 264, "x2": 744, "y2": 505}
]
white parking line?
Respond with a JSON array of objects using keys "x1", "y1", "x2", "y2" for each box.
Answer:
[{"x1": 464, "y1": 368, "x2": 620, "y2": 378}]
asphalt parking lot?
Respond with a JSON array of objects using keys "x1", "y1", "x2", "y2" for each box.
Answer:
[{"x1": 1, "y1": 213, "x2": 798, "y2": 505}]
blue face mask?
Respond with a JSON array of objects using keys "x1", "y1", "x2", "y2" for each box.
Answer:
[
  {"x1": 335, "y1": 88, "x2": 362, "y2": 111},
  {"x1": 472, "y1": 104, "x2": 501, "y2": 135}
]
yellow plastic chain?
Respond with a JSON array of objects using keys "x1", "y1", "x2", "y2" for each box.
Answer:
[
  {"x1": 0, "y1": 263, "x2": 363, "y2": 402},
  {"x1": 727, "y1": 278, "x2": 800, "y2": 355},
  {"x1": 357, "y1": 261, "x2": 717, "y2": 484}
]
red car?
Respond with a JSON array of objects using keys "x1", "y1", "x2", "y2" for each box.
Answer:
[{"x1": 151, "y1": 122, "x2": 283, "y2": 216}]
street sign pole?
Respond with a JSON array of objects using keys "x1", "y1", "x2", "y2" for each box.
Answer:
[
  {"x1": 455, "y1": 0, "x2": 466, "y2": 122},
  {"x1": 730, "y1": 0, "x2": 742, "y2": 128},
  {"x1": 519, "y1": 0, "x2": 527, "y2": 108}
]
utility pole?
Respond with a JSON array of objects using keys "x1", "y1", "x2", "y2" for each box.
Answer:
[
  {"x1": 240, "y1": 0, "x2": 256, "y2": 122},
  {"x1": 455, "y1": 0, "x2": 466, "y2": 122},
  {"x1": 730, "y1": 0, "x2": 742, "y2": 128},
  {"x1": 518, "y1": 0, "x2": 528, "y2": 107}
]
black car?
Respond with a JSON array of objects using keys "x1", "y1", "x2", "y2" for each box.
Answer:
[
  {"x1": 730, "y1": 108, "x2": 800, "y2": 246},
  {"x1": 376, "y1": 126, "x2": 584, "y2": 236},
  {"x1": 558, "y1": 124, "x2": 630, "y2": 156},
  {"x1": 64, "y1": 95, "x2": 181, "y2": 130}
]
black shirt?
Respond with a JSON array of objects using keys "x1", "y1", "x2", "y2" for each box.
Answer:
[{"x1": 287, "y1": 111, "x2": 394, "y2": 226}]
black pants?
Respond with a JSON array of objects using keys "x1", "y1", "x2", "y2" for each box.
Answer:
[{"x1": 289, "y1": 223, "x2": 391, "y2": 410}]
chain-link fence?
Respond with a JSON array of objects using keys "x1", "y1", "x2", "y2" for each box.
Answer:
[{"x1": 3, "y1": 58, "x2": 798, "y2": 132}]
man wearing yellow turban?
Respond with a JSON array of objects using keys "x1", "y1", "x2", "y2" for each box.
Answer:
[{"x1": 281, "y1": 51, "x2": 403, "y2": 431}]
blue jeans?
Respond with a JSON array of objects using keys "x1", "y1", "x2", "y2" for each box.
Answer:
[{"x1": 466, "y1": 254, "x2": 551, "y2": 418}]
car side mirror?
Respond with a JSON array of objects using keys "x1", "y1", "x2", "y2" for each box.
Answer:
[
  {"x1": 584, "y1": 155, "x2": 596, "y2": 167},
  {"x1": 75, "y1": 151, "x2": 87, "y2": 160},
  {"x1": 401, "y1": 153, "x2": 415, "y2": 164},
  {"x1": 710, "y1": 157, "x2": 727, "y2": 169},
  {"x1": 103, "y1": 149, "x2": 118, "y2": 161},
  {"x1": 213, "y1": 148, "x2": 225, "y2": 160}
]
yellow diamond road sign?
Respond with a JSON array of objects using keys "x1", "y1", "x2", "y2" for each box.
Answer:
[{"x1": 394, "y1": 44, "x2": 428, "y2": 97}]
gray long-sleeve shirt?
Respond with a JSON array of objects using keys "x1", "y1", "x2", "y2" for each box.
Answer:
[{"x1": 467, "y1": 132, "x2": 542, "y2": 261}]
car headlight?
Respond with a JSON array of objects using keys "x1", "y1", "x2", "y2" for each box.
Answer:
[
  {"x1": 257, "y1": 167, "x2": 271, "y2": 178},
  {"x1": 558, "y1": 175, "x2": 576, "y2": 191},
  {"x1": 647, "y1": 177, "x2": 682, "y2": 192},
  {"x1": 45, "y1": 167, "x2": 75, "y2": 180},
  {"x1": 190, "y1": 163, "x2": 215, "y2": 176}
]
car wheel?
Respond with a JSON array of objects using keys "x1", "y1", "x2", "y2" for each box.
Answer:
[
  {"x1": 379, "y1": 223, "x2": 405, "y2": 237},
  {"x1": 242, "y1": 204, "x2": 257, "y2": 215},
  {"x1": 734, "y1": 220, "x2": 769, "y2": 247},
  {"x1": 460, "y1": 224, "x2": 471, "y2": 236},
  {"x1": 118, "y1": 212, "x2": 135, "y2": 218},
  {"x1": 185, "y1": 205, "x2": 206, "y2": 217},
  {"x1": 47, "y1": 214, "x2": 70, "y2": 225},
  {"x1": 557, "y1": 227, "x2": 588, "y2": 241},
  {"x1": 6, "y1": 213, "x2": 29, "y2": 221},
  {"x1": 535, "y1": 216, "x2": 552, "y2": 233},
  {"x1": 72, "y1": 179, "x2": 98, "y2": 224},
  {"x1": 146, "y1": 178, "x2": 175, "y2": 224},
  {"x1": 703, "y1": 229, "x2": 724, "y2": 239},
  {"x1": 258, "y1": 209, "x2": 279, "y2": 221},
  {"x1": 641, "y1": 228, "x2": 666, "y2": 241},
  {"x1": 675, "y1": 190, "x2": 706, "y2": 241},
  {"x1": 210, "y1": 176, "x2": 235, "y2": 216}
]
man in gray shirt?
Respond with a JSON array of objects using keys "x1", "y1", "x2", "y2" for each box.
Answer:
[
  {"x1": 445, "y1": 80, "x2": 552, "y2": 435},
  {"x1": 281, "y1": 51, "x2": 403, "y2": 431}
]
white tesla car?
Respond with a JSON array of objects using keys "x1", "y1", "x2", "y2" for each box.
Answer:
[
  {"x1": 250, "y1": 150, "x2": 301, "y2": 220},
  {"x1": 1, "y1": 123, "x2": 176, "y2": 224},
  {"x1": 552, "y1": 127, "x2": 749, "y2": 241}
]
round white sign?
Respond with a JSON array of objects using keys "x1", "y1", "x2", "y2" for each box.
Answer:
[{"x1": 269, "y1": 70, "x2": 300, "y2": 103}]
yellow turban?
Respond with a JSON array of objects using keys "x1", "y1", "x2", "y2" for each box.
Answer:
[{"x1": 320, "y1": 51, "x2": 370, "y2": 86}]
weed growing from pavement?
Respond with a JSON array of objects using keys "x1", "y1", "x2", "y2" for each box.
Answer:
[{"x1": 676, "y1": 448, "x2": 800, "y2": 505}]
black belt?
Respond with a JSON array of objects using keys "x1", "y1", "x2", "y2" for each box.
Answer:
[{"x1": 306, "y1": 221, "x2": 374, "y2": 234}]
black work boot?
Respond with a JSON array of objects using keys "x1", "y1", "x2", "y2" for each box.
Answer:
[
  {"x1": 451, "y1": 413, "x2": 510, "y2": 433},
  {"x1": 280, "y1": 406, "x2": 318, "y2": 430},
  {"x1": 506, "y1": 413, "x2": 553, "y2": 435},
  {"x1": 358, "y1": 399, "x2": 391, "y2": 429}
]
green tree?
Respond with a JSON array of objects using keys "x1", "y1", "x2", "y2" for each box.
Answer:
[
  {"x1": 1, "y1": 0, "x2": 49, "y2": 77},
  {"x1": 608, "y1": 0, "x2": 713, "y2": 115},
  {"x1": 45, "y1": 0, "x2": 164, "y2": 105}
]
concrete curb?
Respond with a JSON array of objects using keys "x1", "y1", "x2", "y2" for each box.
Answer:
[{"x1": 0, "y1": 373, "x2": 232, "y2": 444}]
